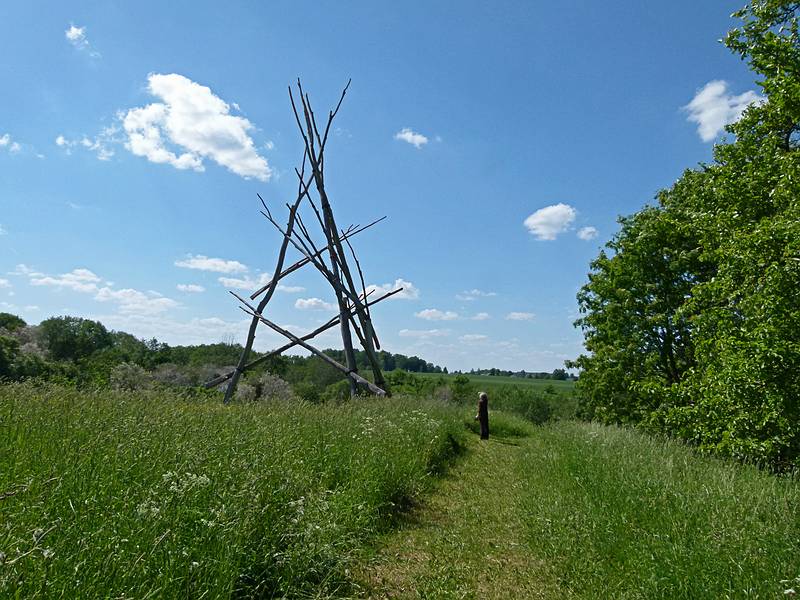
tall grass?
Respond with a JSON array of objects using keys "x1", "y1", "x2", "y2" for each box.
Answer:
[
  {"x1": 518, "y1": 421, "x2": 800, "y2": 598},
  {"x1": 0, "y1": 383, "x2": 464, "y2": 598}
]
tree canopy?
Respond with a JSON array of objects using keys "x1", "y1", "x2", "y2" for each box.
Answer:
[{"x1": 572, "y1": 0, "x2": 800, "y2": 468}]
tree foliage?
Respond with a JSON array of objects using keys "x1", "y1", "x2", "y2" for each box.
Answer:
[{"x1": 573, "y1": 0, "x2": 800, "y2": 468}]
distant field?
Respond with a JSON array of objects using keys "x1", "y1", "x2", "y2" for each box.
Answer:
[{"x1": 410, "y1": 371, "x2": 576, "y2": 392}]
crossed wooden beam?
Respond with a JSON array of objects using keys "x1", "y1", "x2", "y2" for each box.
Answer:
[{"x1": 208, "y1": 80, "x2": 392, "y2": 402}]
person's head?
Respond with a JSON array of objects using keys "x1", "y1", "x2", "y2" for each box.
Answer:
[{"x1": 479, "y1": 391, "x2": 488, "y2": 401}]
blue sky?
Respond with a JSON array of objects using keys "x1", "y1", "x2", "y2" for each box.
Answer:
[{"x1": 0, "y1": 1, "x2": 763, "y2": 371}]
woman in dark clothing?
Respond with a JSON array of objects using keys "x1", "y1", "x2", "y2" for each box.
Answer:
[{"x1": 475, "y1": 391, "x2": 489, "y2": 440}]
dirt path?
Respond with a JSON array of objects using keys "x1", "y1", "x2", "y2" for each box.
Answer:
[{"x1": 350, "y1": 434, "x2": 561, "y2": 599}]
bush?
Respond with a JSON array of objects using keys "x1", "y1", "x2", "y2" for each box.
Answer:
[
  {"x1": 109, "y1": 362, "x2": 151, "y2": 392},
  {"x1": 256, "y1": 372, "x2": 295, "y2": 402},
  {"x1": 293, "y1": 381, "x2": 321, "y2": 404}
]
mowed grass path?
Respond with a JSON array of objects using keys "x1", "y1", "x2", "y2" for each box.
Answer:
[
  {"x1": 353, "y1": 416, "x2": 560, "y2": 599},
  {"x1": 352, "y1": 415, "x2": 800, "y2": 599}
]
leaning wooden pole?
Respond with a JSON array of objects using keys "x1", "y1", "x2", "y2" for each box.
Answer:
[
  {"x1": 232, "y1": 292, "x2": 386, "y2": 396},
  {"x1": 291, "y1": 80, "x2": 387, "y2": 392},
  {"x1": 289, "y1": 81, "x2": 362, "y2": 396},
  {"x1": 222, "y1": 158, "x2": 311, "y2": 404}
]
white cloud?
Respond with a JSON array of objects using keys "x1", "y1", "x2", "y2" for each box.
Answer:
[
  {"x1": 472, "y1": 312, "x2": 490, "y2": 321},
  {"x1": 175, "y1": 254, "x2": 247, "y2": 273},
  {"x1": 524, "y1": 203, "x2": 577, "y2": 240},
  {"x1": 95, "y1": 287, "x2": 178, "y2": 315},
  {"x1": 22, "y1": 265, "x2": 180, "y2": 317},
  {"x1": 415, "y1": 308, "x2": 459, "y2": 321},
  {"x1": 577, "y1": 226, "x2": 598, "y2": 241},
  {"x1": 0, "y1": 224, "x2": 6, "y2": 235},
  {"x1": 459, "y1": 334, "x2": 488, "y2": 342},
  {"x1": 0, "y1": 134, "x2": 21, "y2": 154},
  {"x1": 56, "y1": 130, "x2": 117, "y2": 160},
  {"x1": 65, "y1": 24, "x2": 100, "y2": 57},
  {"x1": 65, "y1": 25, "x2": 87, "y2": 46},
  {"x1": 8, "y1": 264, "x2": 42, "y2": 277},
  {"x1": 295, "y1": 297, "x2": 337, "y2": 311},
  {"x1": 506, "y1": 311, "x2": 535, "y2": 321},
  {"x1": 394, "y1": 128, "x2": 429, "y2": 149},
  {"x1": 456, "y1": 288, "x2": 497, "y2": 301},
  {"x1": 399, "y1": 328, "x2": 450, "y2": 338},
  {"x1": 98, "y1": 313, "x2": 264, "y2": 349},
  {"x1": 365, "y1": 278, "x2": 419, "y2": 300},
  {"x1": 30, "y1": 268, "x2": 101, "y2": 293},
  {"x1": 0, "y1": 278, "x2": 11, "y2": 289},
  {"x1": 121, "y1": 73, "x2": 271, "y2": 180},
  {"x1": 177, "y1": 284, "x2": 205, "y2": 293},
  {"x1": 217, "y1": 272, "x2": 305, "y2": 293},
  {"x1": 684, "y1": 80, "x2": 764, "y2": 142}
]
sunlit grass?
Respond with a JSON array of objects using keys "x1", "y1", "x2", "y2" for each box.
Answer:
[
  {"x1": 519, "y1": 421, "x2": 800, "y2": 598},
  {"x1": 0, "y1": 383, "x2": 465, "y2": 598}
]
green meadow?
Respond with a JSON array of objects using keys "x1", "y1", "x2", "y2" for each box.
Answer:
[
  {"x1": 3, "y1": 383, "x2": 798, "y2": 598},
  {"x1": 0, "y1": 383, "x2": 464, "y2": 598}
]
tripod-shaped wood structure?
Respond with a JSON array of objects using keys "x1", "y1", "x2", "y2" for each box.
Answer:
[{"x1": 206, "y1": 80, "x2": 393, "y2": 403}]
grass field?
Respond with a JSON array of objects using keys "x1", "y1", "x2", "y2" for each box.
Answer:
[
  {"x1": 0, "y1": 383, "x2": 465, "y2": 598},
  {"x1": 357, "y1": 414, "x2": 800, "y2": 599},
  {"x1": 519, "y1": 421, "x2": 800, "y2": 598},
  {"x1": 411, "y1": 372, "x2": 576, "y2": 393},
  {"x1": 3, "y1": 382, "x2": 798, "y2": 599}
]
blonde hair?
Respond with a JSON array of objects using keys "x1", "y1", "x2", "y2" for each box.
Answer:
[{"x1": 479, "y1": 392, "x2": 488, "y2": 400}]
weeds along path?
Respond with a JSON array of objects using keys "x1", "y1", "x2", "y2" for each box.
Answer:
[{"x1": 351, "y1": 421, "x2": 561, "y2": 599}]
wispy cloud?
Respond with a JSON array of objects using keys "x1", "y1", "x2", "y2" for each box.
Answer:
[
  {"x1": 577, "y1": 226, "x2": 598, "y2": 241},
  {"x1": 0, "y1": 134, "x2": 21, "y2": 154},
  {"x1": 218, "y1": 272, "x2": 304, "y2": 293},
  {"x1": 65, "y1": 24, "x2": 100, "y2": 58},
  {"x1": 295, "y1": 297, "x2": 337, "y2": 311},
  {"x1": 56, "y1": 126, "x2": 118, "y2": 161},
  {"x1": 25, "y1": 266, "x2": 178, "y2": 315},
  {"x1": 177, "y1": 284, "x2": 205, "y2": 293},
  {"x1": 30, "y1": 268, "x2": 101, "y2": 293},
  {"x1": 456, "y1": 288, "x2": 497, "y2": 301},
  {"x1": 0, "y1": 224, "x2": 6, "y2": 236},
  {"x1": 506, "y1": 312, "x2": 535, "y2": 321},
  {"x1": 471, "y1": 312, "x2": 490, "y2": 321},
  {"x1": 175, "y1": 254, "x2": 247, "y2": 274},
  {"x1": 524, "y1": 203, "x2": 576, "y2": 241},
  {"x1": 459, "y1": 334, "x2": 488, "y2": 343},
  {"x1": 0, "y1": 278, "x2": 11, "y2": 289},
  {"x1": 121, "y1": 73, "x2": 271, "y2": 180},
  {"x1": 684, "y1": 80, "x2": 764, "y2": 142},
  {"x1": 394, "y1": 128, "x2": 429, "y2": 149},
  {"x1": 399, "y1": 328, "x2": 450, "y2": 338},
  {"x1": 415, "y1": 308, "x2": 459, "y2": 321},
  {"x1": 95, "y1": 287, "x2": 178, "y2": 315},
  {"x1": 365, "y1": 278, "x2": 420, "y2": 300}
]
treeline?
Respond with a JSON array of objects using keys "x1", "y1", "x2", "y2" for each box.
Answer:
[
  {"x1": 465, "y1": 367, "x2": 575, "y2": 380},
  {"x1": 572, "y1": 1, "x2": 800, "y2": 469},
  {"x1": 0, "y1": 312, "x2": 444, "y2": 396}
]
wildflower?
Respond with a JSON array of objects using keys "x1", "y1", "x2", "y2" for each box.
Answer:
[
  {"x1": 32, "y1": 528, "x2": 44, "y2": 542},
  {"x1": 41, "y1": 548, "x2": 54, "y2": 559}
]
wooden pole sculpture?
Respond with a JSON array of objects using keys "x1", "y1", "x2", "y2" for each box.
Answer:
[{"x1": 212, "y1": 80, "x2": 393, "y2": 402}]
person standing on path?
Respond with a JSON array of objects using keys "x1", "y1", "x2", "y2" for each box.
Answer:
[{"x1": 475, "y1": 391, "x2": 489, "y2": 440}]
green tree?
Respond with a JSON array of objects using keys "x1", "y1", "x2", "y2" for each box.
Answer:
[
  {"x1": 38, "y1": 316, "x2": 113, "y2": 362},
  {"x1": 0, "y1": 312, "x2": 26, "y2": 333},
  {"x1": 573, "y1": 0, "x2": 800, "y2": 467}
]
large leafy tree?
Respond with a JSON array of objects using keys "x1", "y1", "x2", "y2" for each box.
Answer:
[
  {"x1": 38, "y1": 316, "x2": 113, "y2": 362},
  {"x1": 574, "y1": 0, "x2": 800, "y2": 467}
]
